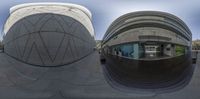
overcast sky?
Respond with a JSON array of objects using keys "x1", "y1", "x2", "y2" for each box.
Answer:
[{"x1": 0, "y1": 0, "x2": 200, "y2": 40}]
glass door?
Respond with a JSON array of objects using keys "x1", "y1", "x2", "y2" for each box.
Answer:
[{"x1": 144, "y1": 45, "x2": 160, "y2": 58}]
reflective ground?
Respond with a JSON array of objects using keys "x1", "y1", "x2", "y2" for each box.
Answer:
[
  {"x1": 102, "y1": 53, "x2": 194, "y2": 92},
  {"x1": 0, "y1": 51, "x2": 199, "y2": 99}
]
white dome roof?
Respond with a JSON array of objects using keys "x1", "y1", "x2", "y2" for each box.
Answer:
[
  {"x1": 4, "y1": 2, "x2": 94, "y2": 36},
  {"x1": 10, "y1": 2, "x2": 92, "y2": 19}
]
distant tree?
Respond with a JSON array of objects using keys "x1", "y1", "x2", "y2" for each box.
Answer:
[{"x1": 192, "y1": 40, "x2": 200, "y2": 50}]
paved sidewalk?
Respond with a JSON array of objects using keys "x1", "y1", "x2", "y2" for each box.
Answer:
[{"x1": 0, "y1": 51, "x2": 199, "y2": 99}]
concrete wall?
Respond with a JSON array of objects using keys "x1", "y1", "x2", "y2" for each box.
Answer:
[
  {"x1": 164, "y1": 44, "x2": 173, "y2": 56},
  {"x1": 106, "y1": 27, "x2": 190, "y2": 47}
]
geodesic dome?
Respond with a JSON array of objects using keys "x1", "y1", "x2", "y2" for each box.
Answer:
[{"x1": 3, "y1": 3, "x2": 95, "y2": 66}]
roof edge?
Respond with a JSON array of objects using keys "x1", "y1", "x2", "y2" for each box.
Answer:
[{"x1": 9, "y1": 2, "x2": 92, "y2": 19}]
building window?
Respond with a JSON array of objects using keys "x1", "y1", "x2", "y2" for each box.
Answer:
[
  {"x1": 109, "y1": 42, "x2": 187, "y2": 60},
  {"x1": 175, "y1": 45, "x2": 185, "y2": 56}
]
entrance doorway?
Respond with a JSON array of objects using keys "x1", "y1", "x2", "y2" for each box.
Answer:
[{"x1": 144, "y1": 45, "x2": 161, "y2": 58}]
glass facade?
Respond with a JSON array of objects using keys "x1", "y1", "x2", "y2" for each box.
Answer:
[
  {"x1": 175, "y1": 45, "x2": 185, "y2": 56},
  {"x1": 109, "y1": 42, "x2": 187, "y2": 60},
  {"x1": 111, "y1": 43, "x2": 140, "y2": 59}
]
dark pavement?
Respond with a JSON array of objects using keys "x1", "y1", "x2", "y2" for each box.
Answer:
[{"x1": 0, "y1": 51, "x2": 199, "y2": 99}]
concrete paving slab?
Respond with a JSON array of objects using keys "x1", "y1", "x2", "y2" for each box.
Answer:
[{"x1": 0, "y1": 51, "x2": 199, "y2": 99}]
